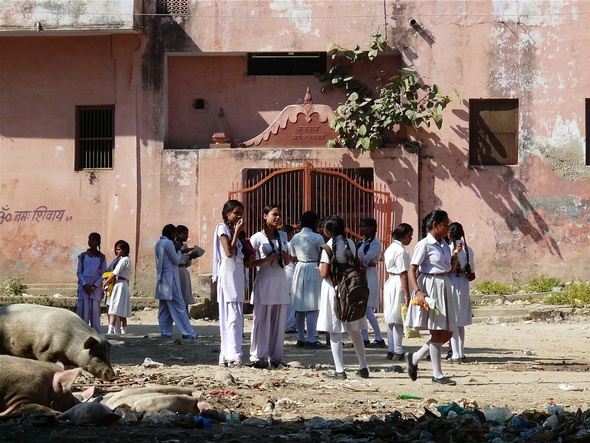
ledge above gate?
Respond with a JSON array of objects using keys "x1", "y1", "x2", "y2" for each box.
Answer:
[{"x1": 240, "y1": 88, "x2": 336, "y2": 148}]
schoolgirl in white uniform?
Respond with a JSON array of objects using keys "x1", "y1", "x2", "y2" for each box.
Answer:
[{"x1": 405, "y1": 210, "x2": 461, "y2": 386}]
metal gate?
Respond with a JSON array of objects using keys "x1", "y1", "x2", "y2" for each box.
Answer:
[{"x1": 228, "y1": 160, "x2": 393, "y2": 310}]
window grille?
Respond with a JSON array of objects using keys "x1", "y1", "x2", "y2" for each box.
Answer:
[
  {"x1": 156, "y1": 0, "x2": 188, "y2": 15},
  {"x1": 469, "y1": 99, "x2": 519, "y2": 166},
  {"x1": 75, "y1": 106, "x2": 114, "y2": 170}
]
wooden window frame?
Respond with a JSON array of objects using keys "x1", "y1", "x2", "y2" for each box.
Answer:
[
  {"x1": 75, "y1": 106, "x2": 115, "y2": 171},
  {"x1": 469, "y1": 99, "x2": 519, "y2": 166}
]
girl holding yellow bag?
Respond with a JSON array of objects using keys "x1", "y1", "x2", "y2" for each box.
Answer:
[{"x1": 103, "y1": 240, "x2": 132, "y2": 334}]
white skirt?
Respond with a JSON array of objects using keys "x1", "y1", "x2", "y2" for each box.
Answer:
[
  {"x1": 449, "y1": 273, "x2": 473, "y2": 327},
  {"x1": 316, "y1": 279, "x2": 367, "y2": 333},
  {"x1": 383, "y1": 274, "x2": 405, "y2": 325}
]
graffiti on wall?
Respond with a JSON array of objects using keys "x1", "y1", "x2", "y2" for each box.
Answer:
[{"x1": 0, "y1": 206, "x2": 73, "y2": 224}]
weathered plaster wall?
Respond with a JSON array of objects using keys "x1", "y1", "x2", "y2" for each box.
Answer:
[
  {"x1": 0, "y1": 34, "x2": 142, "y2": 285},
  {"x1": 391, "y1": 1, "x2": 590, "y2": 281}
]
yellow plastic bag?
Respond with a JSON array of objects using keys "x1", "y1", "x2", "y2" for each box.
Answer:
[
  {"x1": 401, "y1": 303, "x2": 421, "y2": 339},
  {"x1": 102, "y1": 271, "x2": 114, "y2": 298}
]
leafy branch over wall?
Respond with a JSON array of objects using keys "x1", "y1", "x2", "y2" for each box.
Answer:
[{"x1": 316, "y1": 33, "x2": 454, "y2": 151}]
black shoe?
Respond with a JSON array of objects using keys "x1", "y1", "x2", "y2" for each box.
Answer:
[
  {"x1": 392, "y1": 352, "x2": 405, "y2": 361},
  {"x1": 305, "y1": 341, "x2": 324, "y2": 349},
  {"x1": 323, "y1": 371, "x2": 347, "y2": 380},
  {"x1": 295, "y1": 340, "x2": 306, "y2": 348},
  {"x1": 363, "y1": 340, "x2": 370, "y2": 347},
  {"x1": 406, "y1": 352, "x2": 418, "y2": 381},
  {"x1": 356, "y1": 367, "x2": 370, "y2": 379},
  {"x1": 432, "y1": 376, "x2": 457, "y2": 386},
  {"x1": 270, "y1": 361, "x2": 289, "y2": 368},
  {"x1": 181, "y1": 334, "x2": 197, "y2": 340},
  {"x1": 368, "y1": 339, "x2": 386, "y2": 348},
  {"x1": 248, "y1": 360, "x2": 268, "y2": 369},
  {"x1": 446, "y1": 350, "x2": 453, "y2": 360},
  {"x1": 386, "y1": 352, "x2": 394, "y2": 360},
  {"x1": 285, "y1": 329, "x2": 298, "y2": 334}
]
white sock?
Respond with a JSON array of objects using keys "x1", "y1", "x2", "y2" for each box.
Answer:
[
  {"x1": 393, "y1": 324, "x2": 404, "y2": 354},
  {"x1": 386, "y1": 324, "x2": 394, "y2": 353},
  {"x1": 329, "y1": 332, "x2": 345, "y2": 373},
  {"x1": 107, "y1": 325, "x2": 115, "y2": 334},
  {"x1": 120, "y1": 328, "x2": 126, "y2": 335},
  {"x1": 413, "y1": 341, "x2": 430, "y2": 365},
  {"x1": 458, "y1": 326, "x2": 465, "y2": 357},
  {"x1": 430, "y1": 342, "x2": 444, "y2": 378},
  {"x1": 349, "y1": 330, "x2": 368, "y2": 370}
]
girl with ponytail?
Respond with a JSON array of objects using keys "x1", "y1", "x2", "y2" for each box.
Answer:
[
  {"x1": 248, "y1": 204, "x2": 291, "y2": 368},
  {"x1": 446, "y1": 222, "x2": 476, "y2": 364},
  {"x1": 405, "y1": 210, "x2": 462, "y2": 386},
  {"x1": 317, "y1": 215, "x2": 369, "y2": 380}
]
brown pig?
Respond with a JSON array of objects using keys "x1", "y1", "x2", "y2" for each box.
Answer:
[
  {"x1": 0, "y1": 304, "x2": 115, "y2": 380},
  {"x1": 0, "y1": 355, "x2": 92, "y2": 415}
]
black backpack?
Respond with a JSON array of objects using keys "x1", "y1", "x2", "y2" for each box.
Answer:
[{"x1": 322, "y1": 242, "x2": 369, "y2": 322}]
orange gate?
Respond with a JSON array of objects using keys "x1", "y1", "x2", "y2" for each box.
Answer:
[{"x1": 228, "y1": 160, "x2": 394, "y2": 310}]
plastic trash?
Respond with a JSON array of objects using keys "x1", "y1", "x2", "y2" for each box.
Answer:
[
  {"x1": 558, "y1": 383, "x2": 583, "y2": 391},
  {"x1": 142, "y1": 357, "x2": 164, "y2": 368},
  {"x1": 484, "y1": 406, "x2": 513, "y2": 422},
  {"x1": 521, "y1": 349, "x2": 537, "y2": 355},
  {"x1": 437, "y1": 402, "x2": 478, "y2": 418},
  {"x1": 397, "y1": 394, "x2": 422, "y2": 400},
  {"x1": 547, "y1": 404, "x2": 565, "y2": 415},
  {"x1": 226, "y1": 411, "x2": 240, "y2": 423}
]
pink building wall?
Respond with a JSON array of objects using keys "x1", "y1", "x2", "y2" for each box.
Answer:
[{"x1": 2, "y1": 1, "x2": 590, "y2": 297}]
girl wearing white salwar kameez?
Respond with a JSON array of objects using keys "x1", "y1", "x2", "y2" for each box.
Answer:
[
  {"x1": 103, "y1": 240, "x2": 132, "y2": 335},
  {"x1": 212, "y1": 200, "x2": 247, "y2": 367}
]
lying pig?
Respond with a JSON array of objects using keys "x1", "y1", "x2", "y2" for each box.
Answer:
[
  {"x1": 0, "y1": 355, "x2": 93, "y2": 415},
  {"x1": 103, "y1": 386, "x2": 210, "y2": 414},
  {"x1": 0, "y1": 304, "x2": 114, "y2": 380},
  {"x1": 57, "y1": 399, "x2": 120, "y2": 425}
]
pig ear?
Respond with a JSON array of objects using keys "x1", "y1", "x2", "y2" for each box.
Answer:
[
  {"x1": 83, "y1": 336, "x2": 99, "y2": 349},
  {"x1": 53, "y1": 368, "x2": 81, "y2": 393},
  {"x1": 80, "y1": 386, "x2": 95, "y2": 402}
]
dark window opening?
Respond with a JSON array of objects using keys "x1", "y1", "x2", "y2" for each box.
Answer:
[
  {"x1": 247, "y1": 52, "x2": 327, "y2": 76},
  {"x1": 469, "y1": 99, "x2": 519, "y2": 166},
  {"x1": 156, "y1": 0, "x2": 188, "y2": 15},
  {"x1": 76, "y1": 106, "x2": 114, "y2": 170},
  {"x1": 586, "y1": 99, "x2": 590, "y2": 165}
]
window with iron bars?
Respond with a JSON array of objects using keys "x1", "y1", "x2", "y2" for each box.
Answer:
[
  {"x1": 156, "y1": 0, "x2": 188, "y2": 15},
  {"x1": 75, "y1": 106, "x2": 114, "y2": 170}
]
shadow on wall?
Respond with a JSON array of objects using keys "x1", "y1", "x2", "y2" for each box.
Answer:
[{"x1": 417, "y1": 104, "x2": 562, "y2": 261}]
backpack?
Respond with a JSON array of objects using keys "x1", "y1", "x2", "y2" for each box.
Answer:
[{"x1": 322, "y1": 242, "x2": 369, "y2": 322}]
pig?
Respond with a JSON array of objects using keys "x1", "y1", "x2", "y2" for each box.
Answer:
[
  {"x1": 103, "y1": 386, "x2": 210, "y2": 414},
  {"x1": 0, "y1": 355, "x2": 93, "y2": 415},
  {"x1": 0, "y1": 304, "x2": 114, "y2": 380},
  {"x1": 57, "y1": 399, "x2": 121, "y2": 425}
]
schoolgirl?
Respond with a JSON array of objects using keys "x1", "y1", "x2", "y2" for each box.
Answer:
[
  {"x1": 248, "y1": 204, "x2": 291, "y2": 368},
  {"x1": 358, "y1": 218, "x2": 385, "y2": 348},
  {"x1": 103, "y1": 240, "x2": 132, "y2": 334},
  {"x1": 382, "y1": 223, "x2": 413, "y2": 361},
  {"x1": 405, "y1": 210, "x2": 461, "y2": 385},
  {"x1": 76, "y1": 232, "x2": 106, "y2": 333},
  {"x1": 446, "y1": 222, "x2": 476, "y2": 363},
  {"x1": 212, "y1": 200, "x2": 247, "y2": 367},
  {"x1": 317, "y1": 215, "x2": 369, "y2": 379}
]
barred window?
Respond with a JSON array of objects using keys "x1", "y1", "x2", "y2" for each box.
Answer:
[
  {"x1": 75, "y1": 106, "x2": 114, "y2": 170},
  {"x1": 156, "y1": 0, "x2": 188, "y2": 15},
  {"x1": 247, "y1": 53, "x2": 327, "y2": 76},
  {"x1": 469, "y1": 99, "x2": 519, "y2": 166}
]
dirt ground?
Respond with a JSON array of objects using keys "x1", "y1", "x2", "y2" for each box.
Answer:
[{"x1": 1, "y1": 307, "x2": 589, "y2": 442}]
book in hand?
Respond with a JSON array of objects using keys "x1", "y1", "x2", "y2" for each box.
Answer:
[{"x1": 190, "y1": 245, "x2": 206, "y2": 259}]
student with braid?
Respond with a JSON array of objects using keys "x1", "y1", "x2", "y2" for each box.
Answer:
[
  {"x1": 248, "y1": 204, "x2": 291, "y2": 368},
  {"x1": 318, "y1": 215, "x2": 369, "y2": 379},
  {"x1": 357, "y1": 217, "x2": 385, "y2": 348},
  {"x1": 446, "y1": 222, "x2": 476, "y2": 364},
  {"x1": 405, "y1": 210, "x2": 461, "y2": 385},
  {"x1": 212, "y1": 200, "x2": 247, "y2": 367}
]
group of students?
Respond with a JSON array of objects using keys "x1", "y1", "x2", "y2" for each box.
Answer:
[
  {"x1": 76, "y1": 224, "x2": 201, "y2": 338},
  {"x1": 76, "y1": 233, "x2": 132, "y2": 334},
  {"x1": 212, "y1": 202, "x2": 475, "y2": 386}
]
